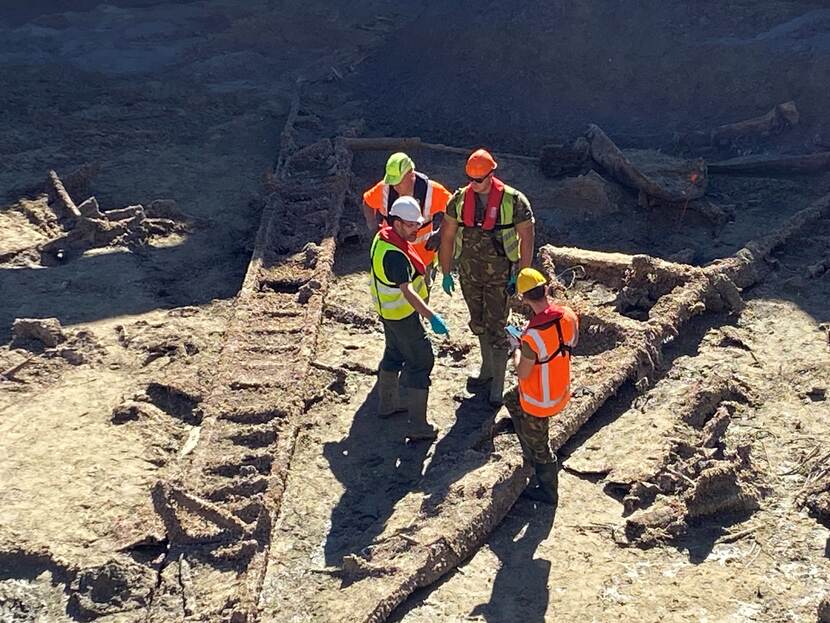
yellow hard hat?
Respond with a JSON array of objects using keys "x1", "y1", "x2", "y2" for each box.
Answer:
[
  {"x1": 516, "y1": 268, "x2": 547, "y2": 295},
  {"x1": 384, "y1": 152, "x2": 415, "y2": 185}
]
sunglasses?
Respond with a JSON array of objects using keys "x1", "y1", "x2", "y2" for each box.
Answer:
[{"x1": 467, "y1": 171, "x2": 492, "y2": 184}]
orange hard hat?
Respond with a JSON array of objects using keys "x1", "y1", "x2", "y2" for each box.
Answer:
[{"x1": 465, "y1": 149, "x2": 498, "y2": 178}]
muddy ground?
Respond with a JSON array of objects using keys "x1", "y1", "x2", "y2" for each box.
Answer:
[{"x1": 1, "y1": 2, "x2": 829, "y2": 622}]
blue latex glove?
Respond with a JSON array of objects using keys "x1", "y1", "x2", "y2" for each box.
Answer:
[
  {"x1": 430, "y1": 313, "x2": 449, "y2": 335},
  {"x1": 506, "y1": 274, "x2": 517, "y2": 296},
  {"x1": 441, "y1": 273, "x2": 455, "y2": 296}
]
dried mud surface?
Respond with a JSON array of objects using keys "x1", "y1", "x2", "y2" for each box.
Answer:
[
  {"x1": 253, "y1": 151, "x2": 830, "y2": 623},
  {"x1": 2, "y1": 3, "x2": 830, "y2": 623}
]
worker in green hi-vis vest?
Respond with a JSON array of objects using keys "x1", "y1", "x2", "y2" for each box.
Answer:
[
  {"x1": 370, "y1": 196, "x2": 450, "y2": 443},
  {"x1": 438, "y1": 149, "x2": 536, "y2": 406}
]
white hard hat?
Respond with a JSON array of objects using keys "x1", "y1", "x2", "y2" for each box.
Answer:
[{"x1": 389, "y1": 196, "x2": 424, "y2": 225}]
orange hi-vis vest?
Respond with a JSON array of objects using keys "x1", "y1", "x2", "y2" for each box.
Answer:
[
  {"x1": 518, "y1": 305, "x2": 579, "y2": 418},
  {"x1": 363, "y1": 172, "x2": 451, "y2": 265}
]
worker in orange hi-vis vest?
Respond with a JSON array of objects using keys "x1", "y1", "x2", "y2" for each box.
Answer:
[
  {"x1": 362, "y1": 152, "x2": 452, "y2": 285},
  {"x1": 505, "y1": 268, "x2": 579, "y2": 507}
]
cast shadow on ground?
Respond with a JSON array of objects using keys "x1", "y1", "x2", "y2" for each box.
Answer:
[
  {"x1": 0, "y1": 236, "x2": 249, "y2": 342},
  {"x1": 323, "y1": 385, "x2": 430, "y2": 568},
  {"x1": 388, "y1": 498, "x2": 557, "y2": 623},
  {"x1": 417, "y1": 385, "x2": 501, "y2": 503},
  {"x1": 679, "y1": 510, "x2": 758, "y2": 565},
  {"x1": 469, "y1": 499, "x2": 557, "y2": 623}
]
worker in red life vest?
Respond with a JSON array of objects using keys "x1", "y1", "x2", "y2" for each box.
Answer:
[
  {"x1": 438, "y1": 148, "x2": 536, "y2": 406},
  {"x1": 363, "y1": 152, "x2": 452, "y2": 285},
  {"x1": 369, "y1": 196, "x2": 450, "y2": 442},
  {"x1": 505, "y1": 268, "x2": 579, "y2": 506}
]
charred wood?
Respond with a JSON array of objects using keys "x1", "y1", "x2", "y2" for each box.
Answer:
[
  {"x1": 586, "y1": 124, "x2": 707, "y2": 203},
  {"x1": 674, "y1": 101, "x2": 799, "y2": 151},
  {"x1": 709, "y1": 151, "x2": 830, "y2": 176}
]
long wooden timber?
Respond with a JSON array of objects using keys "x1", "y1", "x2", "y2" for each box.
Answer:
[
  {"x1": 708, "y1": 151, "x2": 830, "y2": 176},
  {"x1": 140, "y1": 95, "x2": 830, "y2": 622},
  {"x1": 145, "y1": 93, "x2": 353, "y2": 622},
  {"x1": 343, "y1": 136, "x2": 538, "y2": 163},
  {"x1": 302, "y1": 191, "x2": 830, "y2": 623}
]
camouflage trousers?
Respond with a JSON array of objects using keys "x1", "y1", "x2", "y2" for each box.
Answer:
[
  {"x1": 457, "y1": 255, "x2": 511, "y2": 350},
  {"x1": 504, "y1": 386, "x2": 555, "y2": 465}
]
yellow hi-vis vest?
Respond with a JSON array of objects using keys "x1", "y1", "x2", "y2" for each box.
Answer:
[
  {"x1": 453, "y1": 184, "x2": 521, "y2": 262},
  {"x1": 370, "y1": 236, "x2": 428, "y2": 320}
]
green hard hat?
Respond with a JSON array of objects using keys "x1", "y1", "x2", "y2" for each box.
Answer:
[{"x1": 383, "y1": 152, "x2": 415, "y2": 185}]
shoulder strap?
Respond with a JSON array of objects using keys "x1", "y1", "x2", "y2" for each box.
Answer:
[
  {"x1": 414, "y1": 172, "x2": 429, "y2": 205},
  {"x1": 536, "y1": 318, "x2": 572, "y2": 364},
  {"x1": 386, "y1": 173, "x2": 430, "y2": 220}
]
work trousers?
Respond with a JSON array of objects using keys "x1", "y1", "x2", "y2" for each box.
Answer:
[
  {"x1": 457, "y1": 255, "x2": 511, "y2": 350},
  {"x1": 504, "y1": 386, "x2": 555, "y2": 465},
  {"x1": 379, "y1": 313, "x2": 434, "y2": 389}
]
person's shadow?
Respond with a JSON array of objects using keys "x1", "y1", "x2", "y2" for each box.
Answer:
[
  {"x1": 412, "y1": 378, "x2": 506, "y2": 515},
  {"x1": 323, "y1": 384, "x2": 430, "y2": 567},
  {"x1": 469, "y1": 498, "x2": 557, "y2": 622}
]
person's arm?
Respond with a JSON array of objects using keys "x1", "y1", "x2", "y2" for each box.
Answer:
[
  {"x1": 362, "y1": 202, "x2": 379, "y2": 232},
  {"x1": 513, "y1": 191, "x2": 535, "y2": 269},
  {"x1": 516, "y1": 353, "x2": 535, "y2": 380},
  {"x1": 439, "y1": 215, "x2": 458, "y2": 275},
  {"x1": 400, "y1": 281, "x2": 435, "y2": 320},
  {"x1": 513, "y1": 339, "x2": 536, "y2": 379},
  {"x1": 516, "y1": 220, "x2": 535, "y2": 270}
]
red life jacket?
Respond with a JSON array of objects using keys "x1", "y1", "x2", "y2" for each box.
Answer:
[
  {"x1": 378, "y1": 225, "x2": 426, "y2": 275},
  {"x1": 461, "y1": 177, "x2": 506, "y2": 231},
  {"x1": 527, "y1": 304, "x2": 565, "y2": 328}
]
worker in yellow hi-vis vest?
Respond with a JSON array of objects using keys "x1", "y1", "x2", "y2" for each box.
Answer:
[{"x1": 370, "y1": 196, "x2": 450, "y2": 442}]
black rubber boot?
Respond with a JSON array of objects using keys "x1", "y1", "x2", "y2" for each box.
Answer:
[
  {"x1": 377, "y1": 370, "x2": 406, "y2": 418},
  {"x1": 521, "y1": 461, "x2": 559, "y2": 506},
  {"x1": 406, "y1": 387, "x2": 438, "y2": 442}
]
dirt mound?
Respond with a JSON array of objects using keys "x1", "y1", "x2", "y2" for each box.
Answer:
[{"x1": 352, "y1": 3, "x2": 830, "y2": 151}]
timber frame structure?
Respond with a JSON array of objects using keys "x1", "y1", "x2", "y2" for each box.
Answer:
[{"x1": 139, "y1": 88, "x2": 830, "y2": 622}]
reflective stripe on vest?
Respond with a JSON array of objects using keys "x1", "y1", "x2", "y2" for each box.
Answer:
[
  {"x1": 413, "y1": 181, "x2": 435, "y2": 244},
  {"x1": 453, "y1": 185, "x2": 520, "y2": 262},
  {"x1": 382, "y1": 173, "x2": 430, "y2": 216},
  {"x1": 369, "y1": 238, "x2": 428, "y2": 320},
  {"x1": 380, "y1": 184, "x2": 390, "y2": 215},
  {"x1": 518, "y1": 318, "x2": 577, "y2": 417}
]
